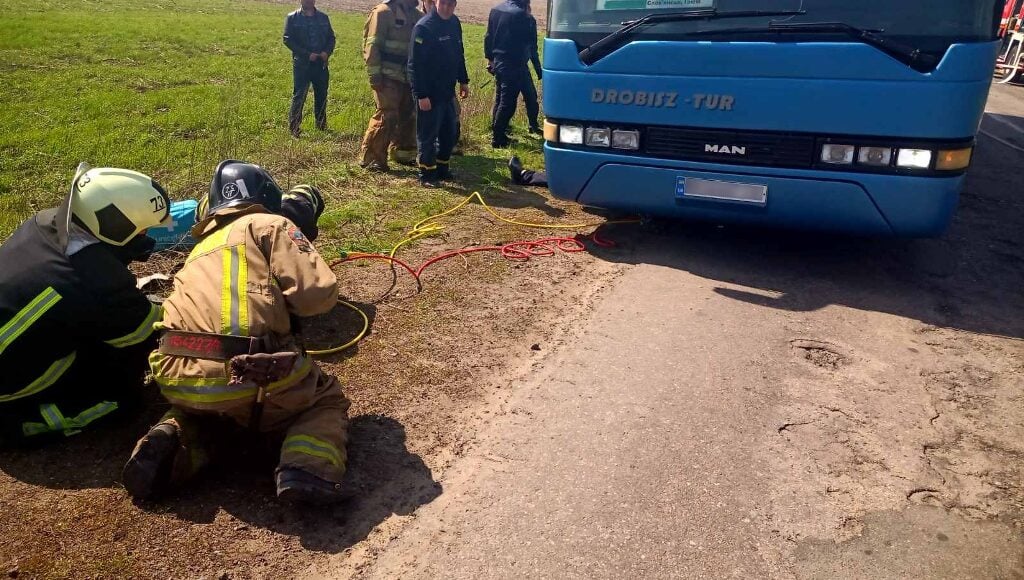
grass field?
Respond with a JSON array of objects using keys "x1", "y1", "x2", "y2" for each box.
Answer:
[{"x1": 0, "y1": 0, "x2": 546, "y2": 252}]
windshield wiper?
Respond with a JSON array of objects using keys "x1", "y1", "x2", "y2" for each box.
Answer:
[
  {"x1": 683, "y1": 22, "x2": 941, "y2": 72},
  {"x1": 578, "y1": 9, "x2": 806, "y2": 65}
]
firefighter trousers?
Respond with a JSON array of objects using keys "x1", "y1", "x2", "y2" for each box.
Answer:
[
  {"x1": 151, "y1": 363, "x2": 350, "y2": 486},
  {"x1": 359, "y1": 79, "x2": 417, "y2": 168}
]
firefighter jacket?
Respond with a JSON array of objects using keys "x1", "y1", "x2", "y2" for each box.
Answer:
[
  {"x1": 0, "y1": 200, "x2": 160, "y2": 402},
  {"x1": 150, "y1": 206, "x2": 339, "y2": 410},
  {"x1": 363, "y1": 0, "x2": 422, "y2": 84}
]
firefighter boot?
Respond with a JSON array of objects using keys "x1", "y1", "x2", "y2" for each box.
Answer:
[
  {"x1": 418, "y1": 167, "x2": 440, "y2": 188},
  {"x1": 508, "y1": 156, "x2": 526, "y2": 185},
  {"x1": 276, "y1": 467, "x2": 346, "y2": 505},
  {"x1": 122, "y1": 422, "x2": 180, "y2": 500},
  {"x1": 435, "y1": 161, "x2": 453, "y2": 181}
]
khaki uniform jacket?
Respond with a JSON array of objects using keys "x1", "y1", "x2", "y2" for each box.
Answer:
[
  {"x1": 150, "y1": 206, "x2": 338, "y2": 410},
  {"x1": 364, "y1": 0, "x2": 423, "y2": 84}
]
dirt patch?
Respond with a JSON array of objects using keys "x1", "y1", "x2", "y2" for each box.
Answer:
[{"x1": 0, "y1": 186, "x2": 625, "y2": 579}]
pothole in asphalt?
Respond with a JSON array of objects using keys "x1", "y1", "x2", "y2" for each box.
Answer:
[{"x1": 790, "y1": 339, "x2": 850, "y2": 370}]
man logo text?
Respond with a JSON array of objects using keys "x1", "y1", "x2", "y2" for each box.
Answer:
[{"x1": 705, "y1": 144, "x2": 746, "y2": 155}]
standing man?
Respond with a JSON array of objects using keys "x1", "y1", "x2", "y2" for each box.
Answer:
[
  {"x1": 0, "y1": 164, "x2": 168, "y2": 446},
  {"x1": 284, "y1": 0, "x2": 336, "y2": 138},
  {"x1": 485, "y1": 0, "x2": 533, "y2": 148},
  {"x1": 409, "y1": 0, "x2": 470, "y2": 187},
  {"x1": 359, "y1": 0, "x2": 422, "y2": 171},
  {"x1": 490, "y1": 4, "x2": 542, "y2": 137}
]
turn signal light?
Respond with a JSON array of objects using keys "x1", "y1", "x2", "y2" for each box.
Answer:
[{"x1": 936, "y1": 147, "x2": 973, "y2": 171}]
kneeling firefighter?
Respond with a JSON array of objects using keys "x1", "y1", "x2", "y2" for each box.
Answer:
[
  {"x1": 123, "y1": 160, "x2": 351, "y2": 504},
  {"x1": 0, "y1": 164, "x2": 167, "y2": 446}
]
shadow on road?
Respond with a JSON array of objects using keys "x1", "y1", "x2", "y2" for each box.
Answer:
[{"x1": 586, "y1": 134, "x2": 1024, "y2": 341}]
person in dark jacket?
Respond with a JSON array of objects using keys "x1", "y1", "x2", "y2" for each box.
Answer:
[
  {"x1": 408, "y1": 0, "x2": 470, "y2": 187},
  {"x1": 0, "y1": 164, "x2": 170, "y2": 446},
  {"x1": 490, "y1": 6, "x2": 542, "y2": 136},
  {"x1": 283, "y1": 0, "x2": 337, "y2": 137},
  {"x1": 485, "y1": 0, "x2": 534, "y2": 147}
]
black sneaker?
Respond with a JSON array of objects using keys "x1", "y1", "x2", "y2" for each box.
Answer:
[
  {"x1": 276, "y1": 467, "x2": 346, "y2": 505},
  {"x1": 436, "y1": 165, "x2": 453, "y2": 180},
  {"x1": 508, "y1": 156, "x2": 526, "y2": 185},
  {"x1": 360, "y1": 162, "x2": 390, "y2": 173},
  {"x1": 122, "y1": 423, "x2": 180, "y2": 501},
  {"x1": 528, "y1": 126, "x2": 543, "y2": 135},
  {"x1": 419, "y1": 168, "x2": 440, "y2": 187}
]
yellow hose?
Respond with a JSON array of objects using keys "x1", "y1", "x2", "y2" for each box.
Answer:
[{"x1": 312, "y1": 191, "x2": 637, "y2": 356}]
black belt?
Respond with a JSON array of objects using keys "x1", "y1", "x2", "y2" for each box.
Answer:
[{"x1": 158, "y1": 330, "x2": 277, "y2": 361}]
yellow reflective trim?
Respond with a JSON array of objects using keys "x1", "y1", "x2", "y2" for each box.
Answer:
[
  {"x1": 414, "y1": 37, "x2": 423, "y2": 44},
  {"x1": 21, "y1": 401, "x2": 119, "y2": 438},
  {"x1": 382, "y1": 40, "x2": 408, "y2": 52},
  {"x1": 0, "y1": 352, "x2": 76, "y2": 403},
  {"x1": 220, "y1": 246, "x2": 233, "y2": 334},
  {"x1": 0, "y1": 287, "x2": 61, "y2": 355},
  {"x1": 237, "y1": 247, "x2": 249, "y2": 336},
  {"x1": 367, "y1": 65, "x2": 382, "y2": 75},
  {"x1": 105, "y1": 303, "x2": 161, "y2": 348},
  {"x1": 186, "y1": 223, "x2": 233, "y2": 264},
  {"x1": 282, "y1": 434, "x2": 342, "y2": 466},
  {"x1": 155, "y1": 357, "x2": 313, "y2": 404}
]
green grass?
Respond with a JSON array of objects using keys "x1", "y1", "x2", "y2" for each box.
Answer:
[{"x1": 0, "y1": 0, "x2": 546, "y2": 251}]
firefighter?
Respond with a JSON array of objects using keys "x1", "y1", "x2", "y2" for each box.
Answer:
[
  {"x1": 122, "y1": 161, "x2": 351, "y2": 505},
  {"x1": 0, "y1": 164, "x2": 168, "y2": 446},
  {"x1": 409, "y1": 0, "x2": 470, "y2": 187},
  {"x1": 485, "y1": 0, "x2": 534, "y2": 148},
  {"x1": 358, "y1": 0, "x2": 423, "y2": 171}
]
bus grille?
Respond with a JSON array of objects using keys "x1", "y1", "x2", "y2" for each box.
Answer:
[{"x1": 645, "y1": 127, "x2": 817, "y2": 168}]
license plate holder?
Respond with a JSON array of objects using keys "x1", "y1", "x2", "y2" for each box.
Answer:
[{"x1": 676, "y1": 176, "x2": 768, "y2": 206}]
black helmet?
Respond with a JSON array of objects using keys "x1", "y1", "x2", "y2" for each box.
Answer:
[{"x1": 206, "y1": 160, "x2": 283, "y2": 215}]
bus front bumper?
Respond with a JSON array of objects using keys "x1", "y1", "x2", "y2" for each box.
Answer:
[{"x1": 544, "y1": 146, "x2": 963, "y2": 237}]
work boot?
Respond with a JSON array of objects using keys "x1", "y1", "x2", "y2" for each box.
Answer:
[
  {"x1": 528, "y1": 125, "x2": 543, "y2": 135},
  {"x1": 290, "y1": 127, "x2": 302, "y2": 139},
  {"x1": 276, "y1": 467, "x2": 346, "y2": 505},
  {"x1": 508, "y1": 156, "x2": 526, "y2": 185},
  {"x1": 418, "y1": 168, "x2": 440, "y2": 188},
  {"x1": 436, "y1": 164, "x2": 453, "y2": 181},
  {"x1": 122, "y1": 423, "x2": 180, "y2": 501},
  {"x1": 360, "y1": 161, "x2": 390, "y2": 173}
]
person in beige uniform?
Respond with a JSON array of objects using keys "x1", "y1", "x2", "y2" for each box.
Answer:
[
  {"x1": 358, "y1": 0, "x2": 422, "y2": 171},
  {"x1": 123, "y1": 160, "x2": 350, "y2": 505}
]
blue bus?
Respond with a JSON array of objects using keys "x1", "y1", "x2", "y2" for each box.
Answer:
[{"x1": 541, "y1": 1, "x2": 1002, "y2": 236}]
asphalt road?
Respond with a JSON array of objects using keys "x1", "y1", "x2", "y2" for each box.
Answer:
[{"x1": 329, "y1": 85, "x2": 1024, "y2": 579}]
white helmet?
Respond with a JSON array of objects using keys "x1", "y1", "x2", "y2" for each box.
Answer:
[{"x1": 68, "y1": 163, "x2": 171, "y2": 246}]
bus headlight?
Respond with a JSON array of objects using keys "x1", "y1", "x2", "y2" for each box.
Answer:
[
  {"x1": 585, "y1": 127, "x2": 611, "y2": 147},
  {"x1": 936, "y1": 147, "x2": 973, "y2": 171},
  {"x1": 821, "y1": 144, "x2": 855, "y2": 165},
  {"x1": 559, "y1": 125, "x2": 584, "y2": 145},
  {"x1": 612, "y1": 129, "x2": 640, "y2": 150},
  {"x1": 857, "y1": 146, "x2": 892, "y2": 167},
  {"x1": 897, "y1": 148, "x2": 933, "y2": 169}
]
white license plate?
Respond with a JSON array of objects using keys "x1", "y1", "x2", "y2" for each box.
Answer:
[{"x1": 676, "y1": 177, "x2": 768, "y2": 205}]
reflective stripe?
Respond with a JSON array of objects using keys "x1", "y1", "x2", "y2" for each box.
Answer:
[
  {"x1": 282, "y1": 434, "x2": 342, "y2": 466},
  {"x1": 418, "y1": 163, "x2": 437, "y2": 170},
  {"x1": 0, "y1": 287, "x2": 62, "y2": 356},
  {"x1": 21, "y1": 400, "x2": 119, "y2": 437},
  {"x1": 364, "y1": 35, "x2": 378, "y2": 47},
  {"x1": 366, "y1": 65, "x2": 382, "y2": 75},
  {"x1": 221, "y1": 244, "x2": 249, "y2": 336},
  {"x1": 155, "y1": 356, "x2": 313, "y2": 404},
  {"x1": 105, "y1": 303, "x2": 161, "y2": 348},
  {"x1": 383, "y1": 39, "x2": 408, "y2": 52},
  {"x1": 187, "y1": 224, "x2": 233, "y2": 264},
  {"x1": 436, "y1": 158, "x2": 450, "y2": 164},
  {"x1": 0, "y1": 352, "x2": 76, "y2": 403}
]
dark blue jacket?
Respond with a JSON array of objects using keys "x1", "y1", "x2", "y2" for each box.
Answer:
[
  {"x1": 409, "y1": 11, "x2": 470, "y2": 100},
  {"x1": 484, "y1": 0, "x2": 533, "y2": 71},
  {"x1": 283, "y1": 9, "x2": 337, "y2": 62}
]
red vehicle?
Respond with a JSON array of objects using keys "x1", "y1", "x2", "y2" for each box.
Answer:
[{"x1": 996, "y1": 0, "x2": 1024, "y2": 82}]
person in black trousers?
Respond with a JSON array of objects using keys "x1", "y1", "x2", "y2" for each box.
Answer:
[
  {"x1": 283, "y1": 0, "x2": 336, "y2": 138},
  {"x1": 491, "y1": 6, "x2": 542, "y2": 136},
  {"x1": 485, "y1": 0, "x2": 534, "y2": 148},
  {"x1": 508, "y1": 156, "x2": 547, "y2": 187},
  {"x1": 409, "y1": 0, "x2": 470, "y2": 186}
]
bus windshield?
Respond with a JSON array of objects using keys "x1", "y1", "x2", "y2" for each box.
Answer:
[{"x1": 549, "y1": 0, "x2": 1002, "y2": 55}]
